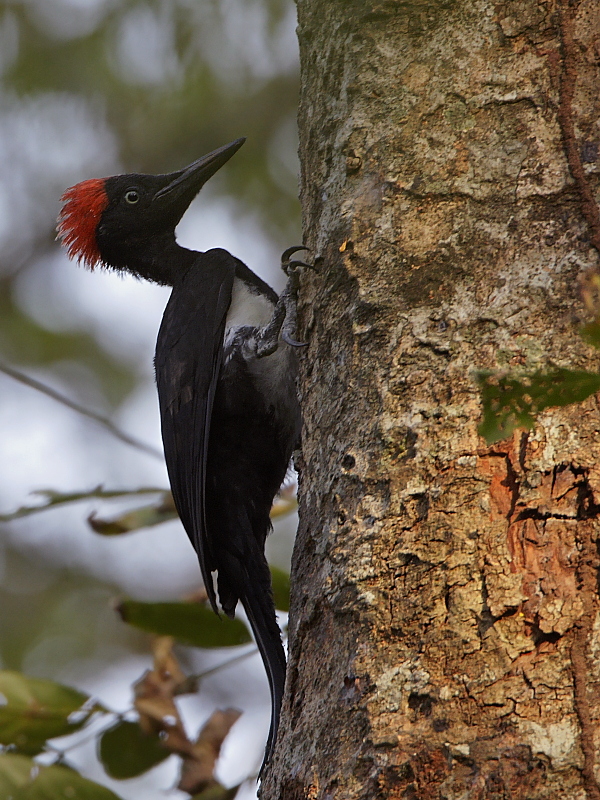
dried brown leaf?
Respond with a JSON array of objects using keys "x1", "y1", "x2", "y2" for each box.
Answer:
[
  {"x1": 133, "y1": 638, "x2": 192, "y2": 755},
  {"x1": 178, "y1": 708, "x2": 241, "y2": 795}
]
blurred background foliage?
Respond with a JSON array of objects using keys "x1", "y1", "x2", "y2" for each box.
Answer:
[{"x1": 0, "y1": 0, "x2": 300, "y2": 797}]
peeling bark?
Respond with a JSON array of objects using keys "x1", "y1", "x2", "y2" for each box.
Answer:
[{"x1": 263, "y1": 1, "x2": 600, "y2": 798}]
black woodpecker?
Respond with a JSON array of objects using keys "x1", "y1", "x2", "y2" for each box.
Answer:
[{"x1": 57, "y1": 138, "x2": 307, "y2": 769}]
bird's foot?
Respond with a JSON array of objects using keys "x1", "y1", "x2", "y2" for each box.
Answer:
[
  {"x1": 280, "y1": 246, "x2": 314, "y2": 348},
  {"x1": 255, "y1": 246, "x2": 314, "y2": 358},
  {"x1": 280, "y1": 245, "x2": 313, "y2": 277}
]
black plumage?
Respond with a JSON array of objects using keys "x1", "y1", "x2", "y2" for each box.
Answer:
[
  {"x1": 58, "y1": 139, "x2": 301, "y2": 768},
  {"x1": 155, "y1": 248, "x2": 299, "y2": 762}
]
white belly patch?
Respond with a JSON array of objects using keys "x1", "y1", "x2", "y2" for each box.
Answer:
[{"x1": 225, "y1": 277, "x2": 274, "y2": 334}]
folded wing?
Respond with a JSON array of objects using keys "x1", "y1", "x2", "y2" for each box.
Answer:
[{"x1": 154, "y1": 250, "x2": 235, "y2": 611}]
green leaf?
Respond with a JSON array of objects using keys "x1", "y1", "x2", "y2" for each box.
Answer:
[
  {"x1": 270, "y1": 566, "x2": 290, "y2": 612},
  {"x1": 88, "y1": 494, "x2": 177, "y2": 536},
  {"x1": 477, "y1": 367, "x2": 600, "y2": 444},
  {"x1": 117, "y1": 601, "x2": 252, "y2": 648},
  {"x1": 17, "y1": 763, "x2": 124, "y2": 799},
  {"x1": 0, "y1": 756, "x2": 125, "y2": 799},
  {"x1": 0, "y1": 671, "x2": 99, "y2": 755},
  {"x1": 98, "y1": 720, "x2": 170, "y2": 779},
  {"x1": 190, "y1": 785, "x2": 241, "y2": 800},
  {"x1": 0, "y1": 753, "x2": 35, "y2": 795}
]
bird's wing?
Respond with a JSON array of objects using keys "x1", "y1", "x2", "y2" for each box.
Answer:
[{"x1": 154, "y1": 251, "x2": 235, "y2": 612}]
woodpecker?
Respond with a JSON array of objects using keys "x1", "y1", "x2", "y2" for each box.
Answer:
[{"x1": 57, "y1": 138, "x2": 307, "y2": 769}]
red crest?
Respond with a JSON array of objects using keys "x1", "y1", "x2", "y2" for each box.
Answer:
[{"x1": 57, "y1": 179, "x2": 108, "y2": 269}]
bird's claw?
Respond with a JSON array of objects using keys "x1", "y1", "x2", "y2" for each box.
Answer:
[
  {"x1": 285, "y1": 260, "x2": 313, "y2": 274},
  {"x1": 255, "y1": 247, "x2": 313, "y2": 358},
  {"x1": 281, "y1": 246, "x2": 315, "y2": 277},
  {"x1": 282, "y1": 331, "x2": 308, "y2": 348},
  {"x1": 281, "y1": 244, "x2": 310, "y2": 263},
  {"x1": 280, "y1": 246, "x2": 314, "y2": 348}
]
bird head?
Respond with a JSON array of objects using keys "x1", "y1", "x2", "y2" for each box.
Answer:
[{"x1": 57, "y1": 138, "x2": 245, "y2": 277}]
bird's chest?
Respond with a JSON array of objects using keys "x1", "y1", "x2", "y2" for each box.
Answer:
[{"x1": 224, "y1": 277, "x2": 274, "y2": 334}]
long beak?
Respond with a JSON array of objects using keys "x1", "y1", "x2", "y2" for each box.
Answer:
[{"x1": 153, "y1": 138, "x2": 246, "y2": 202}]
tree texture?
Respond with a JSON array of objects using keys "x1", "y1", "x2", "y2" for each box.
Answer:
[{"x1": 265, "y1": 1, "x2": 600, "y2": 798}]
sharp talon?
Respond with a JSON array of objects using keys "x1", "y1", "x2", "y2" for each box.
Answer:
[
  {"x1": 281, "y1": 245, "x2": 310, "y2": 264},
  {"x1": 286, "y1": 260, "x2": 314, "y2": 271},
  {"x1": 283, "y1": 331, "x2": 308, "y2": 348}
]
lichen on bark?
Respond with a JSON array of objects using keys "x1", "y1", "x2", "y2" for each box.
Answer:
[{"x1": 263, "y1": 1, "x2": 600, "y2": 798}]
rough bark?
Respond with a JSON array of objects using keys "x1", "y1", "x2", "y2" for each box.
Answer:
[{"x1": 264, "y1": 1, "x2": 600, "y2": 798}]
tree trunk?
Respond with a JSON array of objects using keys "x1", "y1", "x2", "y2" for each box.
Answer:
[{"x1": 264, "y1": 1, "x2": 600, "y2": 798}]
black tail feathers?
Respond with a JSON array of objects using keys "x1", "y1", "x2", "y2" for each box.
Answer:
[
  {"x1": 242, "y1": 584, "x2": 286, "y2": 774},
  {"x1": 217, "y1": 547, "x2": 286, "y2": 775}
]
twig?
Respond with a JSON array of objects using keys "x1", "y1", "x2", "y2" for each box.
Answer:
[
  {"x1": 43, "y1": 711, "x2": 120, "y2": 763},
  {"x1": 0, "y1": 360, "x2": 163, "y2": 460},
  {"x1": 189, "y1": 647, "x2": 260, "y2": 682},
  {"x1": 0, "y1": 486, "x2": 167, "y2": 523}
]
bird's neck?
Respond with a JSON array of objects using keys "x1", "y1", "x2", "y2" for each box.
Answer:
[{"x1": 106, "y1": 235, "x2": 198, "y2": 286}]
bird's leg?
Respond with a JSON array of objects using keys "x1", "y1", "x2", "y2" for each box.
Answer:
[{"x1": 255, "y1": 246, "x2": 313, "y2": 358}]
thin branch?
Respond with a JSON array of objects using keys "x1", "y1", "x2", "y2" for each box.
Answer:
[
  {"x1": 0, "y1": 360, "x2": 163, "y2": 460},
  {"x1": 43, "y1": 711, "x2": 120, "y2": 763},
  {"x1": 0, "y1": 486, "x2": 167, "y2": 523},
  {"x1": 189, "y1": 647, "x2": 260, "y2": 682}
]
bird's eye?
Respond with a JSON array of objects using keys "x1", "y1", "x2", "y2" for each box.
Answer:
[{"x1": 125, "y1": 189, "x2": 139, "y2": 204}]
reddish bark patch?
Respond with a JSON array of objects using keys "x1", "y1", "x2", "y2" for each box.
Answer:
[
  {"x1": 478, "y1": 452, "x2": 517, "y2": 520},
  {"x1": 378, "y1": 748, "x2": 450, "y2": 800},
  {"x1": 508, "y1": 516, "x2": 580, "y2": 632},
  {"x1": 480, "y1": 449, "x2": 585, "y2": 635}
]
